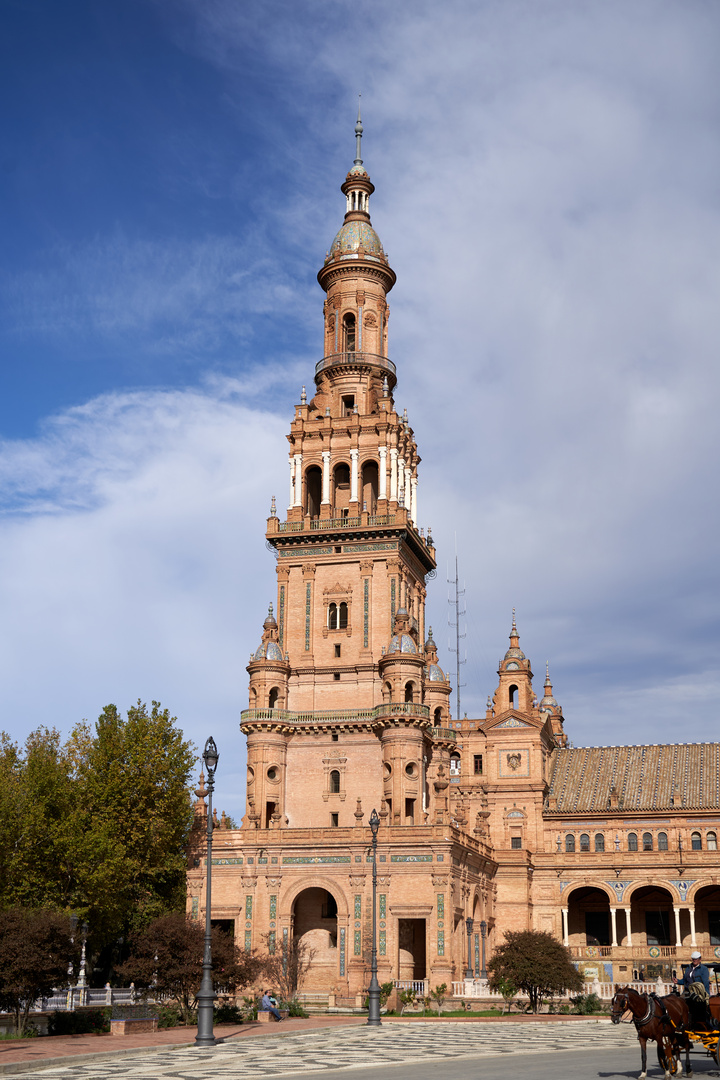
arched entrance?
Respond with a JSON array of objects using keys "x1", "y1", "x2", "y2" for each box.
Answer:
[
  {"x1": 691, "y1": 884, "x2": 720, "y2": 961},
  {"x1": 292, "y1": 887, "x2": 340, "y2": 991},
  {"x1": 566, "y1": 886, "x2": 612, "y2": 949}
]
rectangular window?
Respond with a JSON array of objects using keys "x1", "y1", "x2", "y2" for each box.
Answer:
[
  {"x1": 405, "y1": 798, "x2": 415, "y2": 825},
  {"x1": 333, "y1": 672, "x2": 340, "y2": 681},
  {"x1": 334, "y1": 644, "x2": 341, "y2": 657},
  {"x1": 473, "y1": 755, "x2": 483, "y2": 775},
  {"x1": 342, "y1": 395, "x2": 355, "y2": 415},
  {"x1": 510, "y1": 836, "x2": 522, "y2": 849},
  {"x1": 330, "y1": 813, "x2": 339, "y2": 827},
  {"x1": 332, "y1": 732, "x2": 339, "y2": 742}
]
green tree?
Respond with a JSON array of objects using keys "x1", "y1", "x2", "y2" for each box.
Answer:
[
  {"x1": 430, "y1": 982, "x2": 448, "y2": 1015},
  {"x1": 118, "y1": 913, "x2": 263, "y2": 1023},
  {"x1": 488, "y1": 930, "x2": 582, "y2": 1013},
  {"x1": 261, "y1": 934, "x2": 315, "y2": 1003},
  {"x1": 0, "y1": 909, "x2": 80, "y2": 1035}
]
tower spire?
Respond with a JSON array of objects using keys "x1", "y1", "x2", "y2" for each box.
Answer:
[{"x1": 354, "y1": 95, "x2": 363, "y2": 167}]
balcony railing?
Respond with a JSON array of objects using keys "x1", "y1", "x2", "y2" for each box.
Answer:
[
  {"x1": 278, "y1": 514, "x2": 398, "y2": 534},
  {"x1": 315, "y1": 351, "x2": 396, "y2": 378},
  {"x1": 241, "y1": 702, "x2": 432, "y2": 726}
]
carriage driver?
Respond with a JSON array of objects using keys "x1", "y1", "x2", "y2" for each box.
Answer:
[{"x1": 673, "y1": 951, "x2": 717, "y2": 1029}]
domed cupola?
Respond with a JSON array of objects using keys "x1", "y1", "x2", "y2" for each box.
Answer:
[
  {"x1": 253, "y1": 604, "x2": 285, "y2": 661},
  {"x1": 424, "y1": 627, "x2": 446, "y2": 682},
  {"x1": 387, "y1": 607, "x2": 418, "y2": 654},
  {"x1": 490, "y1": 611, "x2": 536, "y2": 716},
  {"x1": 503, "y1": 610, "x2": 526, "y2": 664},
  {"x1": 246, "y1": 603, "x2": 290, "y2": 712},
  {"x1": 538, "y1": 661, "x2": 558, "y2": 713},
  {"x1": 378, "y1": 607, "x2": 425, "y2": 709},
  {"x1": 422, "y1": 626, "x2": 452, "y2": 725},
  {"x1": 538, "y1": 662, "x2": 567, "y2": 746}
]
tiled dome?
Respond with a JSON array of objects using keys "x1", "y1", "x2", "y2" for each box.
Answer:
[
  {"x1": 328, "y1": 220, "x2": 384, "y2": 261},
  {"x1": 425, "y1": 663, "x2": 446, "y2": 682},
  {"x1": 254, "y1": 641, "x2": 284, "y2": 662},
  {"x1": 388, "y1": 634, "x2": 417, "y2": 655},
  {"x1": 504, "y1": 646, "x2": 526, "y2": 661}
]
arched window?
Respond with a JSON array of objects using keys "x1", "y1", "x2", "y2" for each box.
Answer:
[
  {"x1": 328, "y1": 603, "x2": 338, "y2": 630},
  {"x1": 342, "y1": 312, "x2": 356, "y2": 352},
  {"x1": 333, "y1": 462, "x2": 351, "y2": 517},
  {"x1": 268, "y1": 687, "x2": 279, "y2": 709},
  {"x1": 434, "y1": 707, "x2": 443, "y2": 723},
  {"x1": 329, "y1": 770, "x2": 341, "y2": 794},
  {"x1": 580, "y1": 833, "x2": 590, "y2": 852},
  {"x1": 361, "y1": 459, "x2": 379, "y2": 514},
  {"x1": 449, "y1": 753, "x2": 461, "y2": 776},
  {"x1": 658, "y1": 832, "x2": 668, "y2": 851},
  {"x1": 508, "y1": 684, "x2": 518, "y2": 708},
  {"x1": 384, "y1": 681, "x2": 393, "y2": 703},
  {"x1": 595, "y1": 833, "x2": 605, "y2": 852},
  {"x1": 338, "y1": 601, "x2": 348, "y2": 629},
  {"x1": 628, "y1": 832, "x2": 638, "y2": 851},
  {"x1": 643, "y1": 832, "x2": 653, "y2": 851},
  {"x1": 404, "y1": 681, "x2": 414, "y2": 703},
  {"x1": 691, "y1": 831, "x2": 702, "y2": 851},
  {"x1": 305, "y1": 465, "x2": 322, "y2": 519},
  {"x1": 565, "y1": 834, "x2": 575, "y2": 853},
  {"x1": 707, "y1": 831, "x2": 717, "y2": 851}
]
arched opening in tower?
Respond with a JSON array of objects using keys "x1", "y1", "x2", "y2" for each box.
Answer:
[
  {"x1": 361, "y1": 459, "x2": 379, "y2": 515},
  {"x1": 404, "y1": 680, "x2": 415, "y2": 703},
  {"x1": 342, "y1": 312, "x2": 356, "y2": 353},
  {"x1": 508, "y1": 684, "x2": 518, "y2": 708},
  {"x1": 291, "y1": 887, "x2": 340, "y2": 991},
  {"x1": 268, "y1": 686, "x2": 280, "y2": 710},
  {"x1": 305, "y1": 466, "x2": 322, "y2": 519},
  {"x1": 333, "y1": 462, "x2": 350, "y2": 517}
]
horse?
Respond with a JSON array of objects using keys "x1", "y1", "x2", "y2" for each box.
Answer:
[{"x1": 611, "y1": 985, "x2": 691, "y2": 1079}]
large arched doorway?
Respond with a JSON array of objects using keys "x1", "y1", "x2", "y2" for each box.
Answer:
[
  {"x1": 566, "y1": 886, "x2": 612, "y2": 950},
  {"x1": 691, "y1": 883, "x2": 720, "y2": 958},
  {"x1": 292, "y1": 887, "x2": 340, "y2": 991}
]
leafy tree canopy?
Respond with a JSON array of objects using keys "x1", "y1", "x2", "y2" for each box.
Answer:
[
  {"x1": 0, "y1": 908, "x2": 80, "y2": 1035},
  {"x1": 487, "y1": 929, "x2": 582, "y2": 1013}
]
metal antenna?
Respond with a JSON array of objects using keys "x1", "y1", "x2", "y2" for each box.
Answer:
[{"x1": 447, "y1": 534, "x2": 466, "y2": 719}]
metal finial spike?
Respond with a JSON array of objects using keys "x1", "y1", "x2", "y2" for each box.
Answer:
[
  {"x1": 512, "y1": 608, "x2": 517, "y2": 631},
  {"x1": 268, "y1": 602, "x2": 274, "y2": 615},
  {"x1": 546, "y1": 660, "x2": 550, "y2": 680},
  {"x1": 301, "y1": 385, "x2": 307, "y2": 404},
  {"x1": 354, "y1": 95, "x2": 363, "y2": 166},
  {"x1": 270, "y1": 495, "x2": 276, "y2": 516}
]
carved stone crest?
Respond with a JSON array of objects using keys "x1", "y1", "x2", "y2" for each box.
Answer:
[{"x1": 507, "y1": 752, "x2": 522, "y2": 771}]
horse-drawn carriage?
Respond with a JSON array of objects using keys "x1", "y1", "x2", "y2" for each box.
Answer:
[{"x1": 611, "y1": 965, "x2": 720, "y2": 1078}]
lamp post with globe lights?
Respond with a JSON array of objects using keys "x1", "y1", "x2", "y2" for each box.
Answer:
[
  {"x1": 367, "y1": 808, "x2": 382, "y2": 1026},
  {"x1": 195, "y1": 737, "x2": 219, "y2": 1047}
]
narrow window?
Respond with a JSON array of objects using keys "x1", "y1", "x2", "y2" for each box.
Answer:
[
  {"x1": 329, "y1": 770, "x2": 341, "y2": 794},
  {"x1": 331, "y1": 732, "x2": 339, "y2": 742},
  {"x1": 449, "y1": 754, "x2": 461, "y2": 776},
  {"x1": 691, "y1": 832, "x2": 702, "y2": 851},
  {"x1": 330, "y1": 812, "x2": 339, "y2": 827},
  {"x1": 511, "y1": 836, "x2": 522, "y2": 850},
  {"x1": 658, "y1": 832, "x2": 668, "y2": 851},
  {"x1": 473, "y1": 754, "x2": 483, "y2": 775},
  {"x1": 707, "y1": 832, "x2": 717, "y2": 851},
  {"x1": 565, "y1": 834, "x2": 575, "y2": 853},
  {"x1": 508, "y1": 684, "x2": 518, "y2": 708},
  {"x1": 434, "y1": 707, "x2": 443, "y2": 723},
  {"x1": 342, "y1": 395, "x2": 355, "y2": 415},
  {"x1": 268, "y1": 687, "x2": 279, "y2": 709},
  {"x1": 643, "y1": 832, "x2": 653, "y2": 851},
  {"x1": 594, "y1": 833, "x2": 605, "y2": 852},
  {"x1": 404, "y1": 681, "x2": 414, "y2": 703},
  {"x1": 334, "y1": 643, "x2": 341, "y2": 657},
  {"x1": 628, "y1": 832, "x2": 638, "y2": 851},
  {"x1": 405, "y1": 798, "x2": 415, "y2": 824},
  {"x1": 338, "y1": 602, "x2": 348, "y2": 629},
  {"x1": 328, "y1": 603, "x2": 338, "y2": 629},
  {"x1": 342, "y1": 313, "x2": 356, "y2": 352},
  {"x1": 333, "y1": 672, "x2": 340, "y2": 681},
  {"x1": 580, "y1": 833, "x2": 590, "y2": 852}
]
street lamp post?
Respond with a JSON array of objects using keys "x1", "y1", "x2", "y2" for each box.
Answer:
[
  {"x1": 367, "y1": 808, "x2": 382, "y2": 1026},
  {"x1": 195, "y1": 737, "x2": 219, "y2": 1047},
  {"x1": 465, "y1": 917, "x2": 474, "y2": 980},
  {"x1": 479, "y1": 920, "x2": 488, "y2": 980}
]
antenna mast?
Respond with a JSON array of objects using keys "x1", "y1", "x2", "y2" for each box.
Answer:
[{"x1": 447, "y1": 539, "x2": 466, "y2": 719}]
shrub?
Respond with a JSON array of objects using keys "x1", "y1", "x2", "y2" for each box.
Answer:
[
  {"x1": 157, "y1": 1005, "x2": 183, "y2": 1028},
  {"x1": 280, "y1": 998, "x2": 308, "y2": 1018},
  {"x1": 570, "y1": 993, "x2": 602, "y2": 1015},
  {"x1": 213, "y1": 1003, "x2": 245, "y2": 1025},
  {"x1": 47, "y1": 1009, "x2": 110, "y2": 1036}
]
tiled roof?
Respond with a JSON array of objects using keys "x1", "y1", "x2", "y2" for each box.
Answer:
[{"x1": 547, "y1": 744, "x2": 720, "y2": 813}]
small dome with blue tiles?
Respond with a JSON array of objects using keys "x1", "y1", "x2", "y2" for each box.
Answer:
[
  {"x1": 254, "y1": 641, "x2": 284, "y2": 662},
  {"x1": 423, "y1": 626, "x2": 445, "y2": 680},
  {"x1": 328, "y1": 220, "x2": 385, "y2": 261},
  {"x1": 389, "y1": 633, "x2": 417, "y2": 655},
  {"x1": 426, "y1": 663, "x2": 445, "y2": 682}
]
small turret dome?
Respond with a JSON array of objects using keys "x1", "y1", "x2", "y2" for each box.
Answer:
[
  {"x1": 425, "y1": 663, "x2": 446, "y2": 682},
  {"x1": 263, "y1": 603, "x2": 277, "y2": 631},
  {"x1": 254, "y1": 640, "x2": 284, "y2": 662},
  {"x1": 388, "y1": 633, "x2": 417, "y2": 655},
  {"x1": 328, "y1": 220, "x2": 385, "y2": 262}
]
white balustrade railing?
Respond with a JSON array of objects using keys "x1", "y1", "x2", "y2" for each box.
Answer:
[{"x1": 450, "y1": 978, "x2": 674, "y2": 1001}]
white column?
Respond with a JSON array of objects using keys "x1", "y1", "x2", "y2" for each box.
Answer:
[
  {"x1": 321, "y1": 451, "x2": 331, "y2": 504},
  {"x1": 390, "y1": 448, "x2": 398, "y2": 501},
  {"x1": 397, "y1": 457, "x2": 405, "y2": 504},
  {"x1": 350, "y1": 449, "x2": 359, "y2": 504},
  {"x1": 561, "y1": 907, "x2": 569, "y2": 947},
  {"x1": 673, "y1": 906, "x2": 682, "y2": 946},
  {"x1": 294, "y1": 453, "x2": 302, "y2": 507},
  {"x1": 410, "y1": 476, "x2": 418, "y2": 523},
  {"x1": 610, "y1": 907, "x2": 618, "y2": 947},
  {"x1": 404, "y1": 466, "x2": 412, "y2": 513},
  {"x1": 378, "y1": 446, "x2": 387, "y2": 499},
  {"x1": 689, "y1": 906, "x2": 697, "y2": 947},
  {"x1": 623, "y1": 907, "x2": 632, "y2": 946},
  {"x1": 289, "y1": 457, "x2": 295, "y2": 509}
]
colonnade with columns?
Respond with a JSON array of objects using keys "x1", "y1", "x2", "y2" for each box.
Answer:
[
  {"x1": 288, "y1": 447, "x2": 418, "y2": 523},
  {"x1": 561, "y1": 903, "x2": 700, "y2": 948}
]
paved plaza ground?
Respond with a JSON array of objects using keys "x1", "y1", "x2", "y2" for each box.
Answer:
[{"x1": 3, "y1": 1017, "x2": 719, "y2": 1080}]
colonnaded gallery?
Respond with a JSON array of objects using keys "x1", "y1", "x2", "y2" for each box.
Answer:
[{"x1": 187, "y1": 120, "x2": 720, "y2": 996}]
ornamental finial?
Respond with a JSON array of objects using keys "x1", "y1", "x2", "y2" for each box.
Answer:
[{"x1": 354, "y1": 95, "x2": 363, "y2": 167}]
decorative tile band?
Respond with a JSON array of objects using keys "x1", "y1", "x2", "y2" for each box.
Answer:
[
  {"x1": 354, "y1": 929, "x2": 361, "y2": 956},
  {"x1": 279, "y1": 584, "x2": 285, "y2": 647},
  {"x1": 363, "y1": 578, "x2": 369, "y2": 648},
  {"x1": 268, "y1": 930, "x2": 276, "y2": 954},
  {"x1": 244, "y1": 930, "x2": 252, "y2": 952},
  {"x1": 270, "y1": 895, "x2": 277, "y2": 919},
  {"x1": 245, "y1": 895, "x2": 252, "y2": 918},
  {"x1": 305, "y1": 581, "x2": 312, "y2": 650},
  {"x1": 211, "y1": 858, "x2": 243, "y2": 865},
  {"x1": 474, "y1": 934, "x2": 480, "y2": 975},
  {"x1": 437, "y1": 894, "x2": 444, "y2": 919},
  {"x1": 344, "y1": 543, "x2": 398, "y2": 553},
  {"x1": 379, "y1": 929, "x2": 386, "y2": 956},
  {"x1": 191, "y1": 897, "x2": 199, "y2": 919},
  {"x1": 279, "y1": 547, "x2": 334, "y2": 558},
  {"x1": 391, "y1": 855, "x2": 433, "y2": 863},
  {"x1": 355, "y1": 894, "x2": 362, "y2": 919},
  {"x1": 391, "y1": 578, "x2": 396, "y2": 631},
  {"x1": 437, "y1": 929, "x2": 445, "y2": 956},
  {"x1": 339, "y1": 927, "x2": 346, "y2": 976},
  {"x1": 282, "y1": 856, "x2": 351, "y2": 864},
  {"x1": 379, "y1": 894, "x2": 386, "y2": 919}
]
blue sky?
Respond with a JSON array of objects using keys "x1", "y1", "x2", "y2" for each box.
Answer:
[{"x1": 1, "y1": 1, "x2": 719, "y2": 817}]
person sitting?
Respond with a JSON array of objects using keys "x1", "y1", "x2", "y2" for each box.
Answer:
[
  {"x1": 261, "y1": 989, "x2": 283, "y2": 1021},
  {"x1": 674, "y1": 952, "x2": 717, "y2": 1029}
]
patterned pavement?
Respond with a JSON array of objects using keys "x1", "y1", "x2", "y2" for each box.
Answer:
[{"x1": 2, "y1": 1019, "x2": 641, "y2": 1080}]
